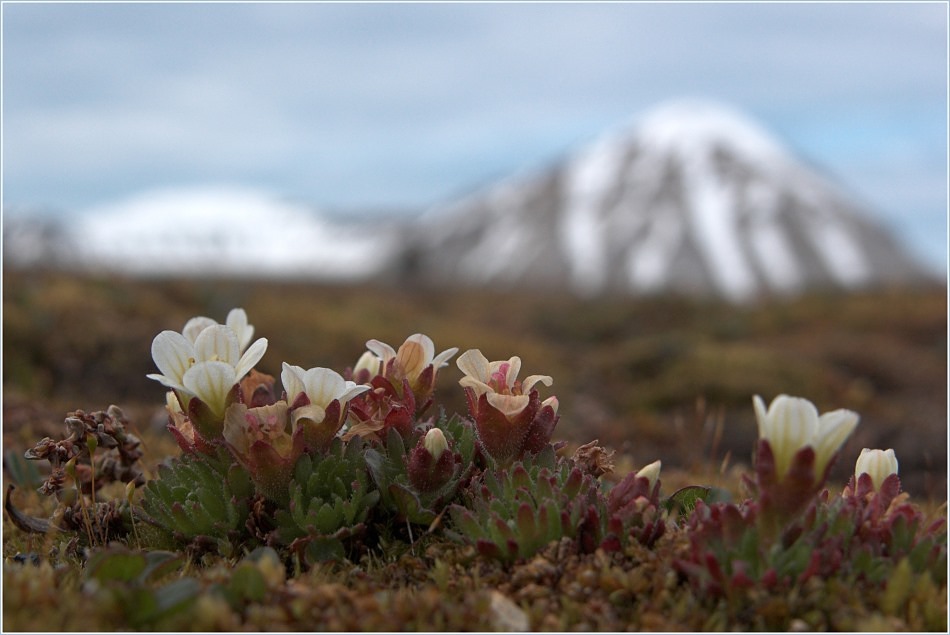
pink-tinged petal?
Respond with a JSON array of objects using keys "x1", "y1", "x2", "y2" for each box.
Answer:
[
  {"x1": 150, "y1": 330, "x2": 195, "y2": 385},
  {"x1": 183, "y1": 360, "x2": 237, "y2": 418},
  {"x1": 814, "y1": 408, "x2": 859, "y2": 473},
  {"x1": 431, "y1": 346, "x2": 459, "y2": 369},
  {"x1": 457, "y1": 349, "x2": 491, "y2": 383},
  {"x1": 486, "y1": 392, "x2": 530, "y2": 419},
  {"x1": 182, "y1": 316, "x2": 217, "y2": 344},
  {"x1": 366, "y1": 339, "x2": 397, "y2": 362},
  {"x1": 302, "y1": 367, "x2": 347, "y2": 408},
  {"x1": 222, "y1": 403, "x2": 251, "y2": 455},
  {"x1": 225, "y1": 308, "x2": 254, "y2": 352},
  {"x1": 502, "y1": 356, "x2": 522, "y2": 387},
  {"x1": 522, "y1": 374, "x2": 553, "y2": 394},
  {"x1": 281, "y1": 363, "x2": 307, "y2": 402},
  {"x1": 234, "y1": 337, "x2": 268, "y2": 379},
  {"x1": 194, "y1": 324, "x2": 241, "y2": 365}
]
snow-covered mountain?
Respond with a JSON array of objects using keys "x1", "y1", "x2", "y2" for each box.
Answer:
[
  {"x1": 6, "y1": 186, "x2": 397, "y2": 280},
  {"x1": 398, "y1": 100, "x2": 931, "y2": 301},
  {"x1": 4, "y1": 100, "x2": 933, "y2": 300}
]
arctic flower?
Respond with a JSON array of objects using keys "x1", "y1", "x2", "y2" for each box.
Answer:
[
  {"x1": 456, "y1": 349, "x2": 553, "y2": 421},
  {"x1": 456, "y1": 349, "x2": 559, "y2": 464},
  {"x1": 855, "y1": 448, "x2": 899, "y2": 491},
  {"x1": 182, "y1": 308, "x2": 256, "y2": 353},
  {"x1": 147, "y1": 315, "x2": 268, "y2": 419},
  {"x1": 281, "y1": 363, "x2": 370, "y2": 450},
  {"x1": 364, "y1": 334, "x2": 458, "y2": 392},
  {"x1": 223, "y1": 400, "x2": 302, "y2": 500},
  {"x1": 753, "y1": 394, "x2": 859, "y2": 481}
]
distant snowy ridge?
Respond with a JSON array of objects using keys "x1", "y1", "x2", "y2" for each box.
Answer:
[
  {"x1": 403, "y1": 99, "x2": 929, "y2": 300},
  {"x1": 64, "y1": 186, "x2": 396, "y2": 279}
]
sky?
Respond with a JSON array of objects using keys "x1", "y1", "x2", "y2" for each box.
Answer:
[{"x1": 2, "y1": 2, "x2": 947, "y2": 273}]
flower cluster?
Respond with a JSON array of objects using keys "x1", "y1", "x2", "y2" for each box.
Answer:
[{"x1": 14, "y1": 304, "x2": 944, "y2": 606}]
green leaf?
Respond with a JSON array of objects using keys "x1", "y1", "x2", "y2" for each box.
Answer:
[
  {"x1": 305, "y1": 536, "x2": 346, "y2": 563},
  {"x1": 85, "y1": 549, "x2": 147, "y2": 583},
  {"x1": 663, "y1": 485, "x2": 712, "y2": 516},
  {"x1": 227, "y1": 562, "x2": 268, "y2": 605}
]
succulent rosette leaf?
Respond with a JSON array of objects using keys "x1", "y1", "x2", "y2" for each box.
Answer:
[
  {"x1": 448, "y1": 447, "x2": 606, "y2": 562},
  {"x1": 272, "y1": 437, "x2": 380, "y2": 563},
  {"x1": 138, "y1": 446, "x2": 254, "y2": 554},
  {"x1": 364, "y1": 415, "x2": 476, "y2": 525}
]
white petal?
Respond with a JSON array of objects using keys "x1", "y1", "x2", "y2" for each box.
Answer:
[
  {"x1": 503, "y1": 356, "x2": 522, "y2": 387},
  {"x1": 182, "y1": 316, "x2": 217, "y2": 344},
  {"x1": 339, "y1": 381, "x2": 371, "y2": 403},
  {"x1": 234, "y1": 337, "x2": 268, "y2": 379},
  {"x1": 814, "y1": 408, "x2": 859, "y2": 472},
  {"x1": 281, "y1": 363, "x2": 307, "y2": 401},
  {"x1": 522, "y1": 374, "x2": 553, "y2": 394},
  {"x1": 457, "y1": 349, "x2": 490, "y2": 383},
  {"x1": 353, "y1": 351, "x2": 382, "y2": 377},
  {"x1": 753, "y1": 395, "x2": 769, "y2": 439},
  {"x1": 486, "y1": 392, "x2": 530, "y2": 419},
  {"x1": 302, "y1": 367, "x2": 347, "y2": 408},
  {"x1": 146, "y1": 372, "x2": 187, "y2": 393},
  {"x1": 397, "y1": 334, "x2": 433, "y2": 378},
  {"x1": 366, "y1": 339, "x2": 397, "y2": 362},
  {"x1": 183, "y1": 360, "x2": 237, "y2": 417},
  {"x1": 151, "y1": 330, "x2": 195, "y2": 385},
  {"x1": 431, "y1": 346, "x2": 459, "y2": 369},
  {"x1": 226, "y1": 308, "x2": 254, "y2": 352},
  {"x1": 194, "y1": 324, "x2": 241, "y2": 365},
  {"x1": 459, "y1": 376, "x2": 493, "y2": 395},
  {"x1": 767, "y1": 395, "x2": 818, "y2": 476},
  {"x1": 636, "y1": 460, "x2": 662, "y2": 489},
  {"x1": 541, "y1": 396, "x2": 559, "y2": 415}
]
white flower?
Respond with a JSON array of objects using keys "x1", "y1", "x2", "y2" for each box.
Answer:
[
  {"x1": 457, "y1": 349, "x2": 553, "y2": 419},
  {"x1": 182, "y1": 308, "x2": 256, "y2": 353},
  {"x1": 855, "y1": 448, "x2": 899, "y2": 490},
  {"x1": 147, "y1": 317, "x2": 268, "y2": 418},
  {"x1": 364, "y1": 333, "x2": 458, "y2": 386},
  {"x1": 281, "y1": 363, "x2": 370, "y2": 413},
  {"x1": 753, "y1": 394, "x2": 859, "y2": 480}
]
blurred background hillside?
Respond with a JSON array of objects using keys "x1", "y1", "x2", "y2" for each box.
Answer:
[{"x1": 3, "y1": 270, "x2": 946, "y2": 501}]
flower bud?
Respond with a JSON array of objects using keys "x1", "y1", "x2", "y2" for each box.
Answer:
[
  {"x1": 423, "y1": 428, "x2": 448, "y2": 461},
  {"x1": 636, "y1": 460, "x2": 662, "y2": 491},
  {"x1": 408, "y1": 429, "x2": 455, "y2": 492},
  {"x1": 855, "y1": 448, "x2": 898, "y2": 491}
]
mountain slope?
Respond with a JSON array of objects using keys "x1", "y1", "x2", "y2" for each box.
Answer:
[{"x1": 401, "y1": 100, "x2": 930, "y2": 301}]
